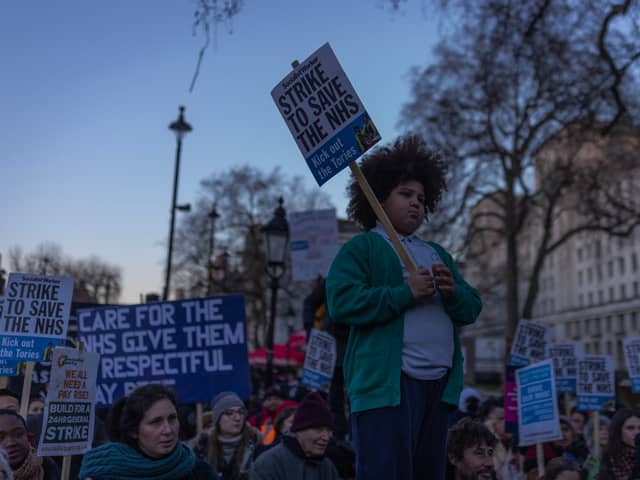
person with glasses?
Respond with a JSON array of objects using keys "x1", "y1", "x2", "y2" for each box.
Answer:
[
  {"x1": 193, "y1": 392, "x2": 260, "y2": 480},
  {"x1": 250, "y1": 391, "x2": 338, "y2": 480},
  {"x1": 0, "y1": 409, "x2": 59, "y2": 480}
]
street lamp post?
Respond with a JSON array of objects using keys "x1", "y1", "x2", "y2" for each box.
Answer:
[
  {"x1": 207, "y1": 203, "x2": 220, "y2": 296},
  {"x1": 261, "y1": 197, "x2": 289, "y2": 387},
  {"x1": 163, "y1": 106, "x2": 193, "y2": 301}
]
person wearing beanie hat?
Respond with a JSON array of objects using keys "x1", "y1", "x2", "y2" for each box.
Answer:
[
  {"x1": 192, "y1": 391, "x2": 261, "y2": 480},
  {"x1": 250, "y1": 392, "x2": 338, "y2": 480}
]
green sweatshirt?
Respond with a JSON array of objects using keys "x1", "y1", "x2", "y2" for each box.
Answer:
[{"x1": 326, "y1": 231, "x2": 482, "y2": 413}]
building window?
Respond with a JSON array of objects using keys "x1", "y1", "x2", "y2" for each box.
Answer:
[
  {"x1": 578, "y1": 271, "x2": 583, "y2": 286},
  {"x1": 621, "y1": 284, "x2": 626, "y2": 299},
  {"x1": 566, "y1": 323, "x2": 572, "y2": 337},
  {"x1": 606, "y1": 316, "x2": 612, "y2": 331},
  {"x1": 586, "y1": 318, "x2": 591, "y2": 335},
  {"x1": 587, "y1": 268, "x2": 593, "y2": 283},
  {"x1": 608, "y1": 261, "x2": 614, "y2": 278},
  {"x1": 577, "y1": 248, "x2": 583, "y2": 261},
  {"x1": 607, "y1": 340, "x2": 612, "y2": 355},
  {"x1": 585, "y1": 343, "x2": 591, "y2": 354},
  {"x1": 635, "y1": 281, "x2": 639, "y2": 297},
  {"x1": 594, "y1": 341, "x2": 600, "y2": 355},
  {"x1": 579, "y1": 294, "x2": 584, "y2": 307},
  {"x1": 633, "y1": 253, "x2": 638, "y2": 273},
  {"x1": 619, "y1": 257, "x2": 626, "y2": 275},
  {"x1": 597, "y1": 264, "x2": 603, "y2": 282},
  {"x1": 610, "y1": 287, "x2": 615, "y2": 302},
  {"x1": 575, "y1": 321, "x2": 581, "y2": 336},
  {"x1": 632, "y1": 312, "x2": 638, "y2": 331},
  {"x1": 588, "y1": 292, "x2": 593, "y2": 305},
  {"x1": 599, "y1": 290, "x2": 604, "y2": 303},
  {"x1": 618, "y1": 314, "x2": 625, "y2": 333}
]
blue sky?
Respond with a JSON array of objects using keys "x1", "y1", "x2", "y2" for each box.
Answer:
[{"x1": 1, "y1": 1, "x2": 438, "y2": 303}]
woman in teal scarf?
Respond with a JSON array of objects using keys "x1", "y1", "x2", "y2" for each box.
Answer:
[{"x1": 80, "y1": 384, "x2": 217, "y2": 480}]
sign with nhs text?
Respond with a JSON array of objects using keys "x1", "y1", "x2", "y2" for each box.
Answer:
[
  {"x1": 77, "y1": 295, "x2": 250, "y2": 406},
  {"x1": 271, "y1": 42, "x2": 381, "y2": 186},
  {"x1": 0, "y1": 273, "x2": 73, "y2": 375}
]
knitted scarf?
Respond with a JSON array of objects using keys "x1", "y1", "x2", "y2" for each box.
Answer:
[
  {"x1": 14, "y1": 448, "x2": 43, "y2": 480},
  {"x1": 79, "y1": 441, "x2": 195, "y2": 480},
  {"x1": 610, "y1": 444, "x2": 635, "y2": 480},
  {"x1": 218, "y1": 434, "x2": 242, "y2": 464}
]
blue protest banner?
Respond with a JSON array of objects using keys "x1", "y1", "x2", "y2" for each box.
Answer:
[
  {"x1": 577, "y1": 355, "x2": 615, "y2": 412},
  {"x1": 516, "y1": 359, "x2": 561, "y2": 446},
  {"x1": 77, "y1": 295, "x2": 250, "y2": 406},
  {"x1": 271, "y1": 43, "x2": 381, "y2": 186},
  {"x1": 623, "y1": 338, "x2": 640, "y2": 393}
]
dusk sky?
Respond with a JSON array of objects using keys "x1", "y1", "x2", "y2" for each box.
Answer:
[{"x1": 1, "y1": 1, "x2": 439, "y2": 303}]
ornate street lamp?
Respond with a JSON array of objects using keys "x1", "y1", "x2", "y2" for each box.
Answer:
[
  {"x1": 163, "y1": 106, "x2": 192, "y2": 301},
  {"x1": 207, "y1": 203, "x2": 220, "y2": 296},
  {"x1": 261, "y1": 197, "x2": 289, "y2": 387}
]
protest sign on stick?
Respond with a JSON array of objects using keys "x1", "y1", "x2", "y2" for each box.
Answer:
[
  {"x1": 37, "y1": 346, "x2": 99, "y2": 459},
  {"x1": 548, "y1": 342, "x2": 582, "y2": 394},
  {"x1": 78, "y1": 295, "x2": 250, "y2": 406},
  {"x1": 272, "y1": 43, "x2": 416, "y2": 273},
  {"x1": 623, "y1": 338, "x2": 640, "y2": 393},
  {"x1": 576, "y1": 355, "x2": 615, "y2": 412},
  {"x1": 516, "y1": 359, "x2": 562, "y2": 447},
  {"x1": 0, "y1": 273, "x2": 74, "y2": 416},
  {"x1": 508, "y1": 319, "x2": 550, "y2": 367},
  {"x1": 289, "y1": 209, "x2": 340, "y2": 281},
  {"x1": 301, "y1": 328, "x2": 336, "y2": 392}
]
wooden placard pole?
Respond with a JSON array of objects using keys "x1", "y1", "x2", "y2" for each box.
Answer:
[
  {"x1": 288, "y1": 60, "x2": 417, "y2": 274},
  {"x1": 19, "y1": 362, "x2": 35, "y2": 419},
  {"x1": 196, "y1": 402, "x2": 204, "y2": 435},
  {"x1": 536, "y1": 442, "x2": 545, "y2": 477}
]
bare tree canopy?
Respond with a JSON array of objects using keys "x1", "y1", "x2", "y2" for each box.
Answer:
[
  {"x1": 8, "y1": 243, "x2": 122, "y2": 304},
  {"x1": 171, "y1": 165, "x2": 332, "y2": 334},
  {"x1": 400, "y1": 0, "x2": 640, "y2": 338}
]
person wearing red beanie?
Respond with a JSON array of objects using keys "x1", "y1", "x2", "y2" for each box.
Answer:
[{"x1": 250, "y1": 392, "x2": 338, "y2": 480}]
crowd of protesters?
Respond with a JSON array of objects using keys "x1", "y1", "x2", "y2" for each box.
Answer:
[{"x1": 3, "y1": 376, "x2": 640, "y2": 480}]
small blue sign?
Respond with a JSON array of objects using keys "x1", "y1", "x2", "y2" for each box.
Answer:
[{"x1": 77, "y1": 295, "x2": 250, "y2": 406}]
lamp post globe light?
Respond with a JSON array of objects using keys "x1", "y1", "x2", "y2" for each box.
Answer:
[
  {"x1": 163, "y1": 106, "x2": 193, "y2": 301},
  {"x1": 261, "y1": 197, "x2": 290, "y2": 387}
]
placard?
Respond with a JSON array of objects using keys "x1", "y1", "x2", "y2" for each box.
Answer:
[
  {"x1": 623, "y1": 338, "x2": 640, "y2": 393},
  {"x1": 289, "y1": 209, "x2": 340, "y2": 281},
  {"x1": 508, "y1": 319, "x2": 550, "y2": 367},
  {"x1": 37, "y1": 347, "x2": 99, "y2": 456},
  {"x1": 300, "y1": 328, "x2": 336, "y2": 392},
  {"x1": 77, "y1": 295, "x2": 250, "y2": 406},
  {"x1": 271, "y1": 42, "x2": 381, "y2": 185},
  {"x1": 577, "y1": 355, "x2": 615, "y2": 412},
  {"x1": 0, "y1": 273, "x2": 73, "y2": 374},
  {"x1": 548, "y1": 342, "x2": 582, "y2": 393},
  {"x1": 516, "y1": 359, "x2": 562, "y2": 446}
]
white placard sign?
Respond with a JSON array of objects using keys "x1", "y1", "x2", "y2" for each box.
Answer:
[
  {"x1": 623, "y1": 338, "x2": 640, "y2": 393},
  {"x1": 271, "y1": 42, "x2": 381, "y2": 186},
  {"x1": 577, "y1": 355, "x2": 615, "y2": 412},
  {"x1": 38, "y1": 347, "x2": 100, "y2": 457},
  {"x1": 289, "y1": 209, "x2": 340, "y2": 281},
  {"x1": 300, "y1": 328, "x2": 336, "y2": 392},
  {"x1": 0, "y1": 273, "x2": 73, "y2": 372},
  {"x1": 508, "y1": 319, "x2": 550, "y2": 367},
  {"x1": 516, "y1": 359, "x2": 562, "y2": 446},
  {"x1": 548, "y1": 342, "x2": 583, "y2": 393}
]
